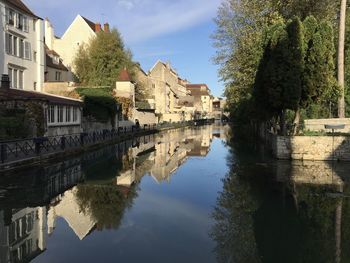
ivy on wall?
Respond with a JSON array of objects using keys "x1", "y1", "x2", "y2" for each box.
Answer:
[
  {"x1": 114, "y1": 96, "x2": 133, "y2": 120},
  {"x1": 76, "y1": 87, "x2": 120, "y2": 124},
  {"x1": 25, "y1": 103, "x2": 45, "y2": 137},
  {"x1": 0, "y1": 107, "x2": 29, "y2": 140}
]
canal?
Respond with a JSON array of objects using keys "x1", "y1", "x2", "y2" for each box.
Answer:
[{"x1": 1, "y1": 125, "x2": 350, "y2": 262}]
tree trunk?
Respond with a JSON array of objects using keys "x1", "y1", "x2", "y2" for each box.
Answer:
[
  {"x1": 338, "y1": 0, "x2": 347, "y2": 118},
  {"x1": 293, "y1": 108, "x2": 301, "y2": 135}
]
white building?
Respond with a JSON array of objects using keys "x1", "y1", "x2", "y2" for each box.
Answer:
[
  {"x1": 45, "y1": 15, "x2": 109, "y2": 81},
  {"x1": 0, "y1": 0, "x2": 44, "y2": 91}
]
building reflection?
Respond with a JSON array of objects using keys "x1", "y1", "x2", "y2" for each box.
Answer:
[{"x1": 0, "y1": 125, "x2": 221, "y2": 262}]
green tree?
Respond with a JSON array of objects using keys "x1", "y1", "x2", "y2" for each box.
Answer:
[
  {"x1": 301, "y1": 19, "x2": 338, "y2": 117},
  {"x1": 73, "y1": 29, "x2": 134, "y2": 87},
  {"x1": 213, "y1": 0, "x2": 340, "y2": 126}
]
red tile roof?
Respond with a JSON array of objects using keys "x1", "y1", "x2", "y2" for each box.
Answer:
[
  {"x1": 117, "y1": 68, "x2": 131, "y2": 82},
  {"x1": 0, "y1": 88, "x2": 82, "y2": 106},
  {"x1": 81, "y1": 16, "x2": 97, "y2": 32},
  {"x1": 3, "y1": 0, "x2": 41, "y2": 19}
]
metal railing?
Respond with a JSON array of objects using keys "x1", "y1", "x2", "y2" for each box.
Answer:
[{"x1": 0, "y1": 124, "x2": 157, "y2": 165}]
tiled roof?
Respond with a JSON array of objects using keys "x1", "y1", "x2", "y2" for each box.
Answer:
[
  {"x1": 3, "y1": 0, "x2": 40, "y2": 19},
  {"x1": 81, "y1": 16, "x2": 96, "y2": 32},
  {"x1": 117, "y1": 68, "x2": 131, "y2": 82},
  {"x1": 46, "y1": 55, "x2": 69, "y2": 71},
  {"x1": 0, "y1": 88, "x2": 83, "y2": 106},
  {"x1": 45, "y1": 46, "x2": 68, "y2": 71}
]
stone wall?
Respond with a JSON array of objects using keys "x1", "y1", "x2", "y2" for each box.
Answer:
[
  {"x1": 82, "y1": 118, "x2": 113, "y2": 133},
  {"x1": 304, "y1": 118, "x2": 350, "y2": 133},
  {"x1": 271, "y1": 134, "x2": 350, "y2": 161},
  {"x1": 47, "y1": 125, "x2": 82, "y2": 136},
  {"x1": 43, "y1": 82, "x2": 75, "y2": 97},
  {"x1": 134, "y1": 110, "x2": 157, "y2": 126}
]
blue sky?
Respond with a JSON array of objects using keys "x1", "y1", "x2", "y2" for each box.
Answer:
[{"x1": 24, "y1": 0, "x2": 224, "y2": 97}]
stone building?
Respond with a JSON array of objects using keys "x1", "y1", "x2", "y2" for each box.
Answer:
[
  {"x1": 44, "y1": 46, "x2": 69, "y2": 83},
  {"x1": 148, "y1": 60, "x2": 194, "y2": 123},
  {"x1": 0, "y1": 74, "x2": 83, "y2": 137},
  {"x1": 0, "y1": 0, "x2": 45, "y2": 91},
  {"x1": 115, "y1": 68, "x2": 157, "y2": 128},
  {"x1": 186, "y1": 84, "x2": 214, "y2": 119}
]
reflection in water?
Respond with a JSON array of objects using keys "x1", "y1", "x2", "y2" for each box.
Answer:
[
  {"x1": 0, "y1": 126, "x2": 219, "y2": 262},
  {"x1": 211, "y1": 139, "x2": 350, "y2": 263},
  {"x1": 3, "y1": 125, "x2": 350, "y2": 262}
]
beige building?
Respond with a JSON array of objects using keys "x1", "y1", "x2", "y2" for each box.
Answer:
[
  {"x1": 115, "y1": 68, "x2": 157, "y2": 128},
  {"x1": 186, "y1": 84, "x2": 214, "y2": 119},
  {"x1": 147, "y1": 60, "x2": 195, "y2": 123},
  {"x1": 44, "y1": 15, "x2": 109, "y2": 81},
  {"x1": 45, "y1": 46, "x2": 69, "y2": 82}
]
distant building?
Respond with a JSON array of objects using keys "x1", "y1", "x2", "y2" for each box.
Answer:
[
  {"x1": 115, "y1": 68, "x2": 157, "y2": 128},
  {"x1": 44, "y1": 46, "x2": 69, "y2": 82},
  {"x1": 186, "y1": 84, "x2": 213, "y2": 119},
  {"x1": 212, "y1": 97, "x2": 227, "y2": 120},
  {"x1": 0, "y1": 0, "x2": 45, "y2": 91},
  {"x1": 148, "y1": 60, "x2": 194, "y2": 123},
  {"x1": 44, "y1": 15, "x2": 109, "y2": 81}
]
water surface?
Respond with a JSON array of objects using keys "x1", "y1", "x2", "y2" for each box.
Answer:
[{"x1": 1, "y1": 125, "x2": 350, "y2": 263}]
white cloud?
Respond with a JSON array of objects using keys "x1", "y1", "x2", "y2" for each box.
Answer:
[{"x1": 23, "y1": 0, "x2": 221, "y2": 43}]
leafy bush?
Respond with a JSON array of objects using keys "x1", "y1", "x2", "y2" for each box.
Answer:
[{"x1": 76, "y1": 87, "x2": 119, "y2": 123}]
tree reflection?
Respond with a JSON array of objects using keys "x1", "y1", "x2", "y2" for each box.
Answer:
[
  {"x1": 212, "y1": 137, "x2": 350, "y2": 263},
  {"x1": 75, "y1": 184, "x2": 138, "y2": 231},
  {"x1": 211, "y1": 168, "x2": 261, "y2": 263}
]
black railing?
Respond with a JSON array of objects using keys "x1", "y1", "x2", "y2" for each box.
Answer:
[
  {"x1": 0, "y1": 119, "x2": 213, "y2": 166},
  {"x1": 0, "y1": 124, "x2": 158, "y2": 165}
]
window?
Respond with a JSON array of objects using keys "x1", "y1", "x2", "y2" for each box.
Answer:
[
  {"x1": 66, "y1": 107, "x2": 71, "y2": 122},
  {"x1": 33, "y1": 82, "x2": 37, "y2": 91},
  {"x1": 6, "y1": 34, "x2": 13, "y2": 54},
  {"x1": 24, "y1": 42, "x2": 31, "y2": 60},
  {"x1": 57, "y1": 106, "x2": 64, "y2": 123},
  {"x1": 33, "y1": 20, "x2": 36, "y2": 31},
  {"x1": 73, "y1": 107, "x2": 78, "y2": 122},
  {"x1": 13, "y1": 69, "x2": 18, "y2": 88},
  {"x1": 33, "y1": 51, "x2": 37, "y2": 62},
  {"x1": 19, "y1": 39, "x2": 24, "y2": 58},
  {"x1": 55, "y1": 71, "x2": 61, "y2": 81},
  {"x1": 13, "y1": 36, "x2": 18, "y2": 56},
  {"x1": 6, "y1": 9, "x2": 15, "y2": 26},
  {"x1": 48, "y1": 105, "x2": 55, "y2": 123},
  {"x1": 8, "y1": 68, "x2": 12, "y2": 87},
  {"x1": 23, "y1": 16, "x2": 29, "y2": 32},
  {"x1": 19, "y1": 71, "x2": 23, "y2": 89},
  {"x1": 17, "y1": 14, "x2": 23, "y2": 30}
]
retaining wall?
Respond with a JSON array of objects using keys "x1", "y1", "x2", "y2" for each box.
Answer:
[{"x1": 268, "y1": 133, "x2": 350, "y2": 161}]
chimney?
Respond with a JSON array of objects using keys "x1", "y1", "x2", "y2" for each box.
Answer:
[
  {"x1": 1, "y1": 74, "x2": 10, "y2": 89},
  {"x1": 104, "y1": 23, "x2": 110, "y2": 32},
  {"x1": 95, "y1": 23, "x2": 102, "y2": 32}
]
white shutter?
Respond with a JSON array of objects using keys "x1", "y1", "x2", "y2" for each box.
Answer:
[
  {"x1": 24, "y1": 41, "x2": 31, "y2": 60},
  {"x1": 5, "y1": 8, "x2": 9, "y2": 24},
  {"x1": 5, "y1": 34, "x2": 9, "y2": 53}
]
